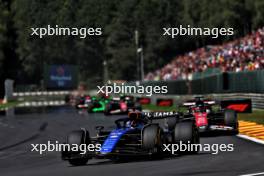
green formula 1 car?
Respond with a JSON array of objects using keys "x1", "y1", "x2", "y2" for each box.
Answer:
[{"x1": 87, "y1": 96, "x2": 111, "y2": 113}]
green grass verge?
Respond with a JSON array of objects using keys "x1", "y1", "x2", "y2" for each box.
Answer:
[
  {"x1": 238, "y1": 110, "x2": 264, "y2": 124},
  {"x1": 0, "y1": 101, "x2": 20, "y2": 109},
  {"x1": 142, "y1": 104, "x2": 177, "y2": 112},
  {"x1": 143, "y1": 104, "x2": 264, "y2": 124}
]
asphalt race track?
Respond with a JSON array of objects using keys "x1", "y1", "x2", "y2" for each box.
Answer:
[{"x1": 0, "y1": 106, "x2": 263, "y2": 176}]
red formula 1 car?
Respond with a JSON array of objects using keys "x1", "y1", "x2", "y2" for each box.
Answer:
[
  {"x1": 75, "y1": 95, "x2": 92, "y2": 109},
  {"x1": 104, "y1": 96, "x2": 142, "y2": 115},
  {"x1": 181, "y1": 97, "x2": 239, "y2": 134}
]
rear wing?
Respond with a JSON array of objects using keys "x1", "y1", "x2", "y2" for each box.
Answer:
[
  {"x1": 136, "y1": 97, "x2": 151, "y2": 104},
  {"x1": 220, "y1": 99, "x2": 252, "y2": 113},
  {"x1": 156, "y1": 99, "x2": 173, "y2": 107},
  {"x1": 182, "y1": 100, "x2": 216, "y2": 107}
]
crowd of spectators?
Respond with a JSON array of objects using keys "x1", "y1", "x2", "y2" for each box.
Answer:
[{"x1": 145, "y1": 27, "x2": 264, "y2": 81}]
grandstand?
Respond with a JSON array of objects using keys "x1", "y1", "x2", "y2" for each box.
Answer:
[{"x1": 145, "y1": 27, "x2": 264, "y2": 81}]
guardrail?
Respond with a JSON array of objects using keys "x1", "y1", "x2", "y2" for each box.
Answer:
[
  {"x1": 131, "y1": 70, "x2": 264, "y2": 94},
  {"x1": 135, "y1": 93, "x2": 264, "y2": 109},
  {"x1": 13, "y1": 91, "x2": 70, "y2": 97},
  {"x1": 18, "y1": 100, "x2": 65, "y2": 107},
  {"x1": 12, "y1": 91, "x2": 264, "y2": 109}
]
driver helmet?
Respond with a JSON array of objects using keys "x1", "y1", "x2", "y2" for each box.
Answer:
[
  {"x1": 128, "y1": 110, "x2": 142, "y2": 127},
  {"x1": 195, "y1": 100, "x2": 205, "y2": 107}
]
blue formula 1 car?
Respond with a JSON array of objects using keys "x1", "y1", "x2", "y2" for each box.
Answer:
[{"x1": 61, "y1": 111, "x2": 199, "y2": 166}]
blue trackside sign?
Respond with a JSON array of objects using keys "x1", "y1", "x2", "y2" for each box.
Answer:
[{"x1": 44, "y1": 64, "x2": 78, "y2": 89}]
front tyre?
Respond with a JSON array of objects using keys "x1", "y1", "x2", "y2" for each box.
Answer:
[
  {"x1": 66, "y1": 130, "x2": 90, "y2": 166},
  {"x1": 87, "y1": 104, "x2": 94, "y2": 113},
  {"x1": 142, "y1": 125, "x2": 162, "y2": 155}
]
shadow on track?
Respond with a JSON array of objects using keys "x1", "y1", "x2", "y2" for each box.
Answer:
[
  {"x1": 67, "y1": 152, "x2": 212, "y2": 168},
  {"x1": 200, "y1": 131, "x2": 238, "y2": 137}
]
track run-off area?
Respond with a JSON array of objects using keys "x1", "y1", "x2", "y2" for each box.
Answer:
[{"x1": 0, "y1": 106, "x2": 263, "y2": 176}]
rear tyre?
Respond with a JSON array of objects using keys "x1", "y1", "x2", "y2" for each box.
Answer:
[
  {"x1": 104, "y1": 104, "x2": 111, "y2": 115},
  {"x1": 66, "y1": 130, "x2": 90, "y2": 166},
  {"x1": 224, "y1": 109, "x2": 238, "y2": 135},
  {"x1": 174, "y1": 121, "x2": 199, "y2": 154},
  {"x1": 87, "y1": 104, "x2": 93, "y2": 113},
  {"x1": 142, "y1": 125, "x2": 162, "y2": 155}
]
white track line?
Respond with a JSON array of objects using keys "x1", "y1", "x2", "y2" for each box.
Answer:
[
  {"x1": 240, "y1": 172, "x2": 264, "y2": 176},
  {"x1": 237, "y1": 134, "x2": 264, "y2": 145}
]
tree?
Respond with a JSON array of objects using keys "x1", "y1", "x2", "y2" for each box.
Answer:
[{"x1": 0, "y1": 0, "x2": 262, "y2": 89}]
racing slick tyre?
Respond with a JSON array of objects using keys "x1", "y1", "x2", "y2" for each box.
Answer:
[
  {"x1": 87, "y1": 104, "x2": 94, "y2": 113},
  {"x1": 224, "y1": 109, "x2": 238, "y2": 135},
  {"x1": 165, "y1": 116, "x2": 178, "y2": 131},
  {"x1": 142, "y1": 124, "x2": 163, "y2": 155},
  {"x1": 75, "y1": 104, "x2": 80, "y2": 109},
  {"x1": 104, "y1": 104, "x2": 111, "y2": 115},
  {"x1": 174, "y1": 121, "x2": 200, "y2": 154},
  {"x1": 66, "y1": 130, "x2": 90, "y2": 166}
]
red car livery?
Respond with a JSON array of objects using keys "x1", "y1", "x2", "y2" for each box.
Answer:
[{"x1": 182, "y1": 97, "x2": 239, "y2": 134}]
